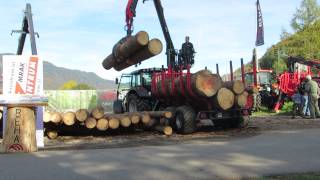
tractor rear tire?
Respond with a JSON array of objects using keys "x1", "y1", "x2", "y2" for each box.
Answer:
[
  {"x1": 174, "y1": 106, "x2": 196, "y2": 134},
  {"x1": 127, "y1": 94, "x2": 151, "y2": 112}
]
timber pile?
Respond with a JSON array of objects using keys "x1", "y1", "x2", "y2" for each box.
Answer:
[
  {"x1": 102, "y1": 31, "x2": 163, "y2": 71},
  {"x1": 43, "y1": 106, "x2": 174, "y2": 139}
]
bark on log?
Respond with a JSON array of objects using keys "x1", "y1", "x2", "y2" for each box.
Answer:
[
  {"x1": 102, "y1": 54, "x2": 117, "y2": 70},
  {"x1": 3, "y1": 107, "x2": 37, "y2": 152},
  {"x1": 46, "y1": 130, "x2": 58, "y2": 139},
  {"x1": 147, "y1": 111, "x2": 173, "y2": 119},
  {"x1": 92, "y1": 106, "x2": 104, "y2": 119},
  {"x1": 223, "y1": 80, "x2": 245, "y2": 95},
  {"x1": 75, "y1": 109, "x2": 88, "y2": 122},
  {"x1": 108, "y1": 117, "x2": 120, "y2": 129},
  {"x1": 62, "y1": 111, "x2": 76, "y2": 126},
  {"x1": 113, "y1": 39, "x2": 163, "y2": 71},
  {"x1": 43, "y1": 111, "x2": 51, "y2": 123},
  {"x1": 51, "y1": 112, "x2": 62, "y2": 124},
  {"x1": 214, "y1": 87, "x2": 235, "y2": 110},
  {"x1": 96, "y1": 118, "x2": 109, "y2": 131},
  {"x1": 155, "y1": 125, "x2": 173, "y2": 136},
  {"x1": 85, "y1": 117, "x2": 97, "y2": 129},
  {"x1": 235, "y1": 93, "x2": 248, "y2": 108}
]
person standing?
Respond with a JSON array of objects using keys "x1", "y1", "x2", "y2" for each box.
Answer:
[
  {"x1": 299, "y1": 78, "x2": 310, "y2": 117},
  {"x1": 291, "y1": 89, "x2": 302, "y2": 118},
  {"x1": 179, "y1": 36, "x2": 195, "y2": 69},
  {"x1": 305, "y1": 75, "x2": 320, "y2": 119}
]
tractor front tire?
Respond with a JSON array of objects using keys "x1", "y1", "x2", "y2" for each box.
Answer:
[{"x1": 174, "y1": 106, "x2": 196, "y2": 134}]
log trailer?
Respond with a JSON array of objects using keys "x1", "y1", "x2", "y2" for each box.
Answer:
[{"x1": 109, "y1": 0, "x2": 251, "y2": 134}]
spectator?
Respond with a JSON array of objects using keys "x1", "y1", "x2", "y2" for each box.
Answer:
[
  {"x1": 291, "y1": 89, "x2": 302, "y2": 119},
  {"x1": 299, "y1": 78, "x2": 310, "y2": 117},
  {"x1": 305, "y1": 75, "x2": 320, "y2": 119}
]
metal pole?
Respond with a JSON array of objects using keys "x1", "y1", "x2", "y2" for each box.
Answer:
[
  {"x1": 216, "y1": 63, "x2": 220, "y2": 76},
  {"x1": 253, "y1": 48, "x2": 258, "y2": 87},
  {"x1": 26, "y1": 3, "x2": 38, "y2": 55},
  {"x1": 230, "y1": 60, "x2": 233, "y2": 82},
  {"x1": 241, "y1": 58, "x2": 245, "y2": 85}
]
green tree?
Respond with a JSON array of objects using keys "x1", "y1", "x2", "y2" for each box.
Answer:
[
  {"x1": 291, "y1": 0, "x2": 320, "y2": 31},
  {"x1": 74, "y1": 83, "x2": 95, "y2": 90},
  {"x1": 60, "y1": 80, "x2": 78, "y2": 90}
]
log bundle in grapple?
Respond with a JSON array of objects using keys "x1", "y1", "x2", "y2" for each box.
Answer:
[{"x1": 102, "y1": 31, "x2": 163, "y2": 71}]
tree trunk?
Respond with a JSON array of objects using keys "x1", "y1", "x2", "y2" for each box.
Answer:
[
  {"x1": 113, "y1": 39, "x2": 163, "y2": 71},
  {"x1": 75, "y1": 109, "x2": 88, "y2": 122},
  {"x1": 92, "y1": 106, "x2": 104, "y2": 119},
  {"x1": 108, "y1": 117, "x2": 120, "y2": 130},
  {"x1": 235, "y1": 93, "x2": 248, "y2": 108},
  {"x1": 141, "y1": 112, "x2": 151, "y2": 124},
  {"x1": 155, "y1": 125, "x2": 173, "y2": 136},
  {"x1": 102, "y1": 54, "x2": 117, "y2": 70},
  {"x1": 223, "y1": 80, "x2": 245, "y2": 95},
  {"x1": 214, "y1": 87, "x2": 235, "y2": 110},
  {"x1": 43, "y1": 111, "x2": 51, "y2": 123},
  {"x1": 46, "y1": 130, "x2": 58, "y2": 139},
  {"x1": 85, "y1": 117, "x2": 97, "y2": 129},
  {"x1": 3, "y1": 107, "x2": 37, "y2": 153},
  {"x1": 128, "y1": 113, "x2": 140, "y2": 124},
  {"x1": 51, "y1": 112, "x2": 62, "y2": 124},
  {"x1": 96, "y1": 118, "x2": 109, "y2": 131},
  {"x1": 120, "y1": 116, "x2": 131, "y2": 128},
  {"x1": 62, "y1": 111, "x2": 76, "y2": 126}
]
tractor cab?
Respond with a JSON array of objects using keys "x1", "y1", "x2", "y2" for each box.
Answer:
[{"x1": 244, "y1": 69, "x2": 274, "y2": 89}]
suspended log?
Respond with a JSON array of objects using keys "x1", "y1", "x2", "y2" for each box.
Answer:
[
  {"x1": 102, "y1": 54, "x2": 117, "y2": 70},
  {"x1": 96, "y1": 118, "x2": 109, "y2": 131},
  {"x1": 214, "y1": 87, "x2": 235, "y2": 110},
  {"x1": 114, "y1": 38, "x2": 163, "y2": 71},
  {"x1": 62, "y1": 111, "x2": 76, "y2": 126},
  {"x1": 43, "y1": 111, "x2": 51, "y2": 123},
  {"x1": 108, "y1": 117, "x2": 120, "y2": 129},
  {"x1": 223, "y1": 80, "x2": 245, "y2": 95},
  {"x1": 155, "y1": 125, "x2": 173, "y2": 136},
  {"x1": 46, "y1": 130, "x2": 58, "y2": 139},
  {"x1": 3, "y1": 107, "x2": 37, "y2": 152},
  {"x1": 148, "y1": 111, "x2": 173, "y2": 119},
  {"x1": 75, "y1": 109, "x2": 88, "y2": 122},
  {"x1": 85, "y1": 117, "x2": 97, "y2": 129},
  {"x1": 92, "y1": 106, "x2": 104, "y2": 119},
  {"x1": 51, "y1": 112, "x2": 62, "y2": 124},
  {"x1": 114, "y1": 31, "x2": 149, "y2": 61},
  {"x1": 235, "y1": 93, "x2": 248, "y2": 108}
]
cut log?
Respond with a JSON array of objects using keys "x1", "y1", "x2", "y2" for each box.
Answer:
[
  {"x1": 96, "y1": 118, "x2": 109, "y2": 131},
  {"x1": 214, "y1": 87, "x2": 235, "y2": 110},
  {"x1": 155, "y1": 125, "x2": 173, "y2": 136},
  {"x1": 147, "y1": 111, "x2": 173, "y2": 119},
  {"x1": 223, "y1": 80, "x2": 245, "y2": 95},
  {"x1": 51, "y1": 112, "x2": 62, "y2": 124},
  {"x1": 120, "y1": 116, "x2": 131, "y2": 128},
  {"x1": 46, "y1": 130, "x2": 58, "y2": 139},
  {"x1": 141, "y1": 112, "x2": 151, "y2": 124},
  {"x1": 62, "y1": 111, "x2": 76, "y2": 126},
  {"x1": 43, "y1": 111, "x2": 52, "y2": 123},
  {"x1": 85, "y1": 117, "x2": 97, "y2": 129},
  {"x1": 3, "y1": 107, "x2": 37, "y2": 152},
  {"x1": 114, "y1": 31, "x2": 149, "y2": 61},
  {"x1": 128, "y1": 113, "x2": 140, "y2": 124},
  {"x1": 235, "y1": 93, "x2": 248, "y2": 108},
  {"x1": 114, "y1": 39, "x2": 163, "y2": 71},
  {"x1": 108, "y1": 117, "x2": 120, "y2": 129},
  {"x1": 92, "y1": 106, "x2": 105, "y2": 119},
  {"x1": 75, "y1": 109, "x2": 88, "y2": 122},
  {"x1": 102, "y1": 54, "x2": 117, "y2": 70}
]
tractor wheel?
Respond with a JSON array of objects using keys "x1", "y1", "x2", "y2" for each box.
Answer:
[
  {"x1": 174, "y1": 106, "x2": 196, "y2": 134},
  {"x1": 127, "y1": 94, "x2": 151, "y2": 112},
  {"x1": 253, "y1": 93, "x2": 262, "y2": 111},
  {"x1": 113, "y1": 100, "x2": 123, "y2": 114}
]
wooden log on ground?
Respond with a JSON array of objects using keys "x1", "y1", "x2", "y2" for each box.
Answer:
[
  {"x1": 128, "y1": 113, "x2": 140, "y2": 124},
  {"x1": 214, "y1": 87, "x2": 235, "y2": 110},
  {"x1": 114, "y1": 39, "x2": 163, "y2": 71},
  {"x1": 85, "y1": 117, "x2": 97, "y2": 129},
  {"x1": 50, "y1": 112, "x2": 62, "y2": 124},
  {"x1": 46, "y1": 130, "x2": 58, "y2": 139},
  {"x1": 3, "y1": 107, "x2": 37, "y2": 152},
  {"x1": 120, "y1": 116, "x2": 131, "y2": 128},
  {"x1": 108, "y1": 117, "x2": 120, "y2": 129},
  {"x1": 92, "y1": 106, "x2": 104, "y2": 119},
  {"x1": 155, "y1": 125, "x2": 173, "y2": 136},
  {"x1": 75, "y1": 109, "x2": 88, "y2": 122},
  {"x1": 235, "y1": 93, "x2": 248, "y2": 108},
  {"x1": 141, "y1": 112, "x2": 151, "y2": 124},
  {"x1": 62, "y1": 111, "x2": 76, "y2": 126},
  {"x1": 43, "y1": 111, "x2": 51, "y2": 123},
  {"x1": 96, "y1": 118, "x2": 109, "y2": 131},
  {"x1": 147, "y1": 111, "x2": 173, "y2": 119},
  {"x1": 223, "y1": 80, "x2": 245, "y2": 95}
]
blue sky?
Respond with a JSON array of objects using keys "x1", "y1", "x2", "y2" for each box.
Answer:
[{"x1": 0, "y1": 0, "x2": 315, "y2": 80}]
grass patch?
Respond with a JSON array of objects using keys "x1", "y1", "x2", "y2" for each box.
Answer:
[{"x1": 252, "y1": 101, "x2": 293, "y2": 117}]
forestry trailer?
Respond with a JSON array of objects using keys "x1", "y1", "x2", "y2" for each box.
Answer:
[{"x1": 105, "y1": 0, "x2": 251, "y2": 134}]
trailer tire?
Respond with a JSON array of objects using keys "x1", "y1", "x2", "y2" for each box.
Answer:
[
  {"x1": 127, "y1": 94, "x2": 150, "y2": 112},
  {"x1": 113, "y1": 100, "x2": 123, "y2": 114},
  {"x1": 174, "y1": 106, "x2": 196, "y2": 134}
]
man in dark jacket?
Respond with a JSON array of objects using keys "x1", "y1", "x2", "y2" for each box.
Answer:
[
  {"x1": 180, "y1": 36, "x2": 195, "y2": 68},
  {"x1": 305, "y1": 75, "x2": 320, "y2": 119}
]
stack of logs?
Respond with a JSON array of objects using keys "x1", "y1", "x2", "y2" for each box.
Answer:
[
  {"x1": 102, "y1": 31, "x2": 163, "y2": 71},
  {"x1": 153, "y1": 69, "x2": 252, "y2": 111},
  {"x1": 43, "y1": 106, "x2": 173, "y2": 139}
]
